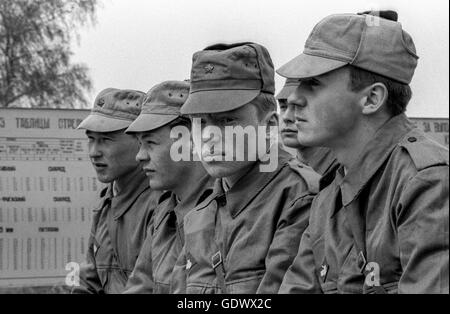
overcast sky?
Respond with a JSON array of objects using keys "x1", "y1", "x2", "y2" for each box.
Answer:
[{"x1": 72, "y1": 0, "x2": 449, "y2": 118}]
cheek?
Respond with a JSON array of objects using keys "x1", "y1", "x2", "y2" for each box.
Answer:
[{"x1": 313, "y1": 95, "x2": 357, "y2": 131}]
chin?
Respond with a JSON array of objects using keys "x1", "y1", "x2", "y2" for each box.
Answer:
[
  {"x1": 149, "y1": 179, "x2": 166, "y2": 191},
  {"x1": 282, "y1": 138, "x2": 302, "y2": 149},
  {"x1": 96, "y1": 174, "x2": 114, "y2": 184}
]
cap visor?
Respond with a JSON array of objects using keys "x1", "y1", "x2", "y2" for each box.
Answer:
[
  {"x1": 276, "y1": 85, "x2": 298, "y2": 100},
  {"x1": 277, "y1": 53, "x2": 348, "y2": 79},
  {"x1": 77, "y1": 113, "x2": 132, "y2": 132},
  {"x1": 180, "y1": 89, "x2": 260, "y2": 114},
  {"x1": 125, "y1": 114, "x2": 179, "y2": 133}
]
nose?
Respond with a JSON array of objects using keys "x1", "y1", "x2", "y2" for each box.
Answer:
[
  {"x1": 135, "y1": 145, "x2": 150, "y2": 163},
  {"x1": 202, "y1": 125, "x2": 222, "y2": 144},
  {"x1": 287, "y1": 89, "x2": 307, "y2": 108},
  {"x1": 88, "y1": 141, "x2": 102, "y2": 159},
  {"x1": 282, "y1": 104, "x2": 296, "y2": 124}
]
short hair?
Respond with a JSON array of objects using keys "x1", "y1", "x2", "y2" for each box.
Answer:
[
  {"x1": 347, "y1": 65, "x2": 412, "y2": 116},
  {"x1": 250, "y1": 92, "x2": 277, "y2": 120}
]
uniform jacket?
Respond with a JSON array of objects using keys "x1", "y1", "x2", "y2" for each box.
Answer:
[
  {"x1": 124, "y1": 174, "x2": 213, "y2": 294},
  {"x1": 171, "y1": 148, "x2": 320, "y2": 294},
  {"x1": 280, "y1": 114, "x2": 449, "y2": 294},
  {"x1": 297, "y1": 147, "x2": 338, "y2": 177},
  {"x1": 73, "y1": 168, "x2": 160, "y2": 294}
]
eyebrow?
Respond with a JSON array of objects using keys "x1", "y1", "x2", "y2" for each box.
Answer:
[
  {"x1": 300, "y1": 77, "x2": 321, "y2": 83},
  {"x1": 140, "y1": 132, "x2": 161, "y2": 142}
]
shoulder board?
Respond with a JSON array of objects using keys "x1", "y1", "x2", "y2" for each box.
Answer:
[
  {"x1": 288, "y1": 158, "x2": 321, "y2": 194},
  {"x1": 399, "y1": 128, "x2": 449, "y2": 171}
]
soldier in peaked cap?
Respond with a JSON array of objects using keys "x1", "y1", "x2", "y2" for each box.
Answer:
[
  {"x1": 121, "y1": 80, "x2": 214, "y2": 294},
  {"x1": 278, "y1": 11, "x2": 449, "y2": 294},
  {"x1": 171, "y1": 42, "x2": 320, "y2": 294},
  {"x1": 72, "y1": 89, "x2": 161, "y2": 294}
]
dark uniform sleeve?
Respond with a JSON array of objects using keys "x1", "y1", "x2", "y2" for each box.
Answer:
[
  {"x1": 397, "y1": 166, "x2": 449, "y2": 294},
  {"x1": 257, "y1": 194, "x2": 314, "y2": 294},
  {"x1": 71, "y1": 233, "x2": 104, "y2": 294},
  {"x1": 278, "y1": 223, "x2": 323, "y2": 294},
  {"x1": 123, "y1": 223, "x2": 155, "y2": 294}
]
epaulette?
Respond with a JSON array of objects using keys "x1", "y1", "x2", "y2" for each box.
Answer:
[
  {"x1": 288, "y1": 158, "x2": 321, "y2": 194},
  {"x1": 399, "y1": 129, "x2": 449, "y2": 171}
]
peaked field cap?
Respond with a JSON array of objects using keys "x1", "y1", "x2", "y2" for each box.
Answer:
[
  {"x1": 277, "y1": 11, "x2": 419, "y2": 84},
  {"x1": 180, "y1": 42, "x2": 275, "y2": 114},
  {"x1": 126, "y1": 80, "x2": 190, "y2": 133},
  {"x1": 77, "y1": 88, "x2": 146, "y2": 132},
  {"x1": 276, "y1": 78, "x2": 300, "y2": 100}
]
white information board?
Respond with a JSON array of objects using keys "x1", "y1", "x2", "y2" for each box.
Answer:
[
  {"x1": 0, "y1": 108, "x2": 103, "y2": 288},
  {"x1": 410, "y1": 117, "x2": 449, "y2": 147}
]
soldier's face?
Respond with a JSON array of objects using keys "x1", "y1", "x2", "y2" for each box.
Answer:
[
  {"x1": 86, "y1": 130, "x2": 140, "y2": 183},
  {"x1": 279, "y1": 99, "x2": 301, "y2": 149},
  {"x1": 287, "y1": 67, "x2": 361, "y2": 148},
  {"x1": 192, "y1": 103, "x2": 267, "y2": 179},
  {"x1": 135, "y1": 126, "x2": 190, "y2": 191}
]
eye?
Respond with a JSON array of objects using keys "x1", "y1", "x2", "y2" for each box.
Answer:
[
  {"x1": 219, "y1": 117, "x2": 235, "y2": 124},
  {"x1": 101, "y1": 136, "x2": 113, "y2": 142},
  {"x1": 301, "y1": 78, "x2": 320, "y2": 88}
]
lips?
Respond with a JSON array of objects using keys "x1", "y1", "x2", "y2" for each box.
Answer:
[
  {"x1": 92, "y1": 162, "x2": 107, "y2": 170},
  {"x1": 142, "y1": 168, "x2": 155, "y2": 176},
  {"x1": 281, "y1": 129, "x2": 298, "y2": 134}
]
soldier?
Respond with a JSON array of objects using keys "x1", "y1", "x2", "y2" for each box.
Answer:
[
  {"x1": 278, "y1": 11, "x2": 449, "y2": 293},
  {"x1": 171, "y1": 42, "x2": 320, "y2": 294},
  {"x1": 277, "y1": 79, "x2": 337, "y2": 176},
  {"x1": 122, "y1": 81, "x2": 213, "y2": 293},
  {"x1": 73, "y1": 88, "x2": 160, "y2": 294}
]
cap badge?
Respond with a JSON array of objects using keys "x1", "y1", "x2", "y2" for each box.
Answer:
[
  {"x1": 204, "y1": 64, "x2": 214, "y2": 74},
  {"x1": 97, "y1": 98, "x2": 105, "y2": 107}
]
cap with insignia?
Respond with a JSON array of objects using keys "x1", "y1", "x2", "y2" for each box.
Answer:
[
  {"x1": 181, "y1": 42, "x2": 275, "y2": 114},
  {"x1": 78, "y1": 88, "x2": 146, "y2": 132},
  {"x1": 126, "y1": 80, "x2": 190, "y2": 133}
]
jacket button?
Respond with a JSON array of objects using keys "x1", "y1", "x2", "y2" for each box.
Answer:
[{"x1": 408, "y1": 137, "x2": 417, "y2": 143}]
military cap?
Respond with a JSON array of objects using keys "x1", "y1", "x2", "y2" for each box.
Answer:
[
  {"x1": 278, "y1": 11, "x2": 419, "y2": 84},
  {"x1": 126, "y1": 80, "x2": 190, "y2": 133},
  {"x1": 181, "y1": 42, "x2": 275, "y2": 114},
  {"x1": 78, "y1": 88, "x2": 145, "y2": 132}
]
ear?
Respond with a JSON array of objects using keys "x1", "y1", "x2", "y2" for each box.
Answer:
[
  {"x1": 262, "y1": 110, "x2": 279, "y2": 127},
  {"x1": 360, "y1": 83, "x2": 388, "y2": 115}
]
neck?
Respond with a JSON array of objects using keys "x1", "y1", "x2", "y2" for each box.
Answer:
[
  {"x1": 172, "y1": 162, "x2": 207, "y2": 201},
  {"x1": 329, "y1": 116, "x2": 390, "y2": 170},
  {"x1": 114, "y1": 166, "x2": 141, "y2": 195}
]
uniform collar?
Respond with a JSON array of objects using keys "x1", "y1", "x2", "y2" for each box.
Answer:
[
  {"x1": 154, "y1": 174, "x2": 214, "y2": 230},
  {"x1": 109, "y1": 167, "x2": 150, "y2": 220},
  {"x1": 212, "y1": 146, "x2": 292, "y2": 219},
  {"x1": 174, "y1": 174, "x2": 214, "y2": 225},
  {"x1": 337, "y1": 114, "x2": 415, "y2": 208}
]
